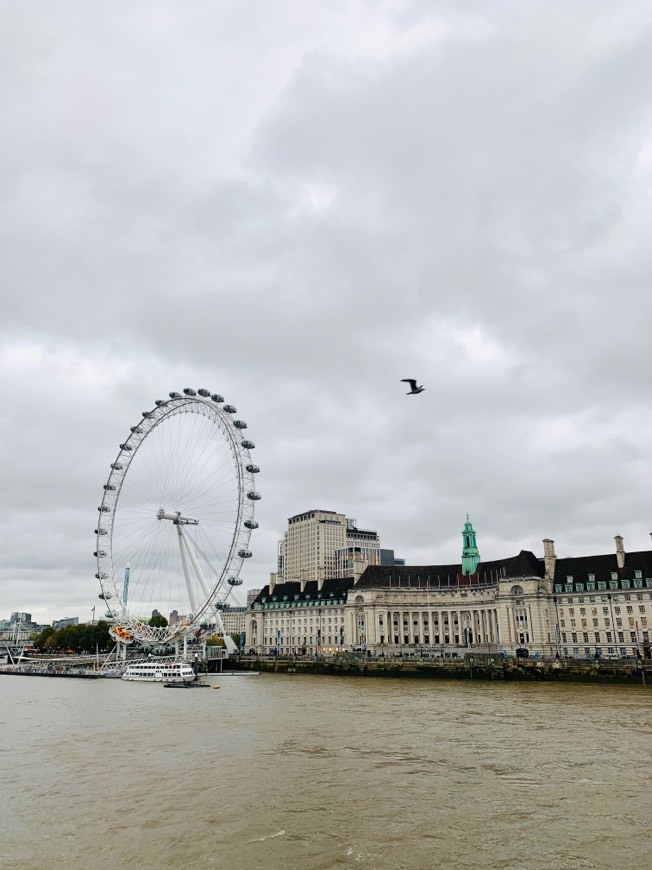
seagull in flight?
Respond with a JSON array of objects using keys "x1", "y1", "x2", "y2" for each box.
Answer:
[{"x1": 401, "y1": 379, "x2": 425, "y2": 395}]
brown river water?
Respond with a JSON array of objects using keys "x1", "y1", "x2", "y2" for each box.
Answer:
[{"x1": 1, "y1": 674, "x2": 650, "y2": 870}]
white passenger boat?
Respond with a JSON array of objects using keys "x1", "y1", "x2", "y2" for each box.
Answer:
[{"x1": 122, "y1": 661, "x2": 197, "y2": 683}]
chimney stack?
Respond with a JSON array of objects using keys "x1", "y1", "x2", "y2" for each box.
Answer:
[
  {"x1": 615, "y1": 535, "x2": 625, "y2": 569},
  {"x1": 353, "y1": 553, "x2": 370, "y2": 582},
  {"x1": 542, "y1": 538, "x2": 556, "y2": 580},
  {"x1": 269, "y1": 572, "x2": 277, "y2": 594}
]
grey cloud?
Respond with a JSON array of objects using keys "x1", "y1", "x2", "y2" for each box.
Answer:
[{"x1": 1, "y1": 1, "x2": 651, "y2": 622}]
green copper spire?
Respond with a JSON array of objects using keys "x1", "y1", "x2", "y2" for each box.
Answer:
[{"x1": 461, "y1": 515, "x2": 480, "y2": 576}]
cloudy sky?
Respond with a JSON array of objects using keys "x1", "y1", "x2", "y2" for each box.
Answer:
[{"x1": 2, "y1": 0, "x2": 652, "y2": 624}]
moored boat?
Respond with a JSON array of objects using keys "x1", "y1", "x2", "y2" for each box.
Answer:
[{"x1": 122, "y1": 661, "x2": 196, "y2": 682}]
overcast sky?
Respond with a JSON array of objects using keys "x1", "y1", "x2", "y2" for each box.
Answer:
[{"x1": 2, "y1": 0, "x2": 652, "y2": 624}]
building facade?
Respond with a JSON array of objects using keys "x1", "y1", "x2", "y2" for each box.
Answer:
[
  {"x1": 0, "y1": 612, "x2": 47, "y2": 642},
  {"x1": 250, "y1": 521, "x2": 652, "y2": 660},
  {"x1": 278, "y1": 508, "x2": 402, "y2": 583},
  {"x1": 278, "y1": 509, "x2": 348, "y2": 582},
  {"x1": 219, "y1": 605, "x2": 247, "y2": 640},
  {"x1": 52, "y1": 617, "x2": 80, "y2": 629}
]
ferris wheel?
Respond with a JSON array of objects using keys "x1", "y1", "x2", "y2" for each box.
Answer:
[{"x1": 94, "y1": 389, "x2": 260, "y2": 646}]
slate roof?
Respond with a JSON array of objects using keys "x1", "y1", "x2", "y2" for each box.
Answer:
[
  {"x1": 249, "y1": 549, "x2": 652, "y2": 604},
  {"x1": 250, "y1": 576, "x2": 355, "y2": 607},
  {"x1": 355, "y1": 550, "x2": 543, "y2": 589},
  {"x1": 553, "y1": 550, "x2": 652, "y2": 591}
]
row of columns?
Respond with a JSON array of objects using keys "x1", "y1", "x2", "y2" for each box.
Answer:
[
  {"x1": 364, "y1": 608, "x2": 500, "y2": 647},
  {"x1": 250, "y1": 605, "x2": 537, "y2": 651}
]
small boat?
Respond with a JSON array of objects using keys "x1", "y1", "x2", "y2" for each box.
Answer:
[
  {"x1": 163, "y1": 680, "x2": 210, "y2": 688},
  {"x1": 122, "y1": 661, "x2": 197, "y2": 682}
]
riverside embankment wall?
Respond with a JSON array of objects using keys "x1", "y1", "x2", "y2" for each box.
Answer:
[{"x1": 225, "y1": 655, "x2": 650, "y2": 686}]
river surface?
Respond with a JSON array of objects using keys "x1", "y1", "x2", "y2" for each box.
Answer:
[{"x1": 1, "y1": 674, "x2": 650, "y2": 870}]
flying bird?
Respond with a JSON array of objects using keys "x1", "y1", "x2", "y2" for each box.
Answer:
[{"x1": 401, "y1": 379, "x2": 425, "y2": 395}]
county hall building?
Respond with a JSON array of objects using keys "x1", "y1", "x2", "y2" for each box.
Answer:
[{"x1": 248, "y1": 510, "x2": 652, "y2": 660}]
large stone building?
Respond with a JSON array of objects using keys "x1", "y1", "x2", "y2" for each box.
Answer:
[
  {"x1": 249, "y1": 520, "x2": 652, "y2": 659},
  {"x1": 277, "y1": 508, "x2": 401, "y2": 583},
  {"x1": 219, "y1": 605, "x2": 247, "y2": 640}
]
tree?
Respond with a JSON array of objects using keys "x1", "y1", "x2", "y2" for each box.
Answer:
[
  {"x1": 92, "y1": 621, "x2": 112, "y2": 652},
  {"x1": 33, "y1": 625, "x2": 55, "y2": 650},
  {"x1": 30, "y1": 621, "x2": 112, "y2": 654},
  {"x1": 149, "y1": 613, "x2": 168, "y2": 628}
]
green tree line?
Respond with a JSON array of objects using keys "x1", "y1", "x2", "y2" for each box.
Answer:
[{"x1": 32, "y1": 620, "x2": 113, "y2": 653}]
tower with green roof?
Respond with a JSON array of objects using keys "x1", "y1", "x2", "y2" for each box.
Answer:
[{"x1": 461, "y1": 515, "x2": 480, "y2": 576}]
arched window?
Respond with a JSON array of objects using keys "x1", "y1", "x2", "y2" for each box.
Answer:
[{"x1": 511, "y1": 585, "x2": 524, "y2": 596}]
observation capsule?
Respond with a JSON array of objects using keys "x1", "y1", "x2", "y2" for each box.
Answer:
[
  {"x1": 142, "y1": 411, "x2": 152, "y2": 418},
  {"x1": 241, "y1": 440, "x2": 255, "y2": 449},
  {"x1": 211, "y1": 394, "x2": 224, "y2": 403},
  {"x1": 197, "y1": 388, "x2": 211, "y2": 397},
  {"x1": 119, "y1": 443, "x2": 133, "y2": 451},
  {"x1": 130, "y1": 427, "x2": 142, "y2": 434},
  {"x1": 94, "y1": 550, "x2": 107, "y2": 558},
  {"x1": 233, "y1": 420, "x2": 247, "y2": 429},
  {"x1": 183, "y1": 388, "x2": 196, "y2": 396},
  {"x1": 223, "y1": 404, "x2": 237, "y2": 413},
  {"x1": 169, "y1": 391, "x2": 181, "y2": 399},
  {"x1": 238, "y1": 550, "x2": 253, "y2": 559},
  {"x1": 155, "y1": 399, "x2": 165, "y2": 406},
  {"x1": 103, "y1": 484, "x2": 116, "y2": 491},
  {"x1": 98, "y1": 505, "x2": 110, "y2": 512},
  {"x1": 95, "y1": 572, "x2": 108, "y2": 579},
  {"x1": 95, "y1": 528, "x2": 107, "y2": 535},
  {"x1": 246, "y1": 464, "x2": 260, "y2": 473},
  {"x1": 246, "y1": 491, "x2": 261, "y2": 501},
  {"x1": 110, "y1": 463, "x2": 123, "y2": 470},
  {"x1": 228, "y1": 577, "x2": 243, "y2": 586},
  {"x1": 244, "y1": 520, "x2": 259, "y2": 529}
]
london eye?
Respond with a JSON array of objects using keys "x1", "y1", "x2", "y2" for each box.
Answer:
[{"x1": 94, "y1": 389, "x2": 260, "y2": 647}]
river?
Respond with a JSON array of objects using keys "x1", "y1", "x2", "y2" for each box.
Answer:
[{"x1": 1, "y1": 674, "x2": 650, "y2": 869}]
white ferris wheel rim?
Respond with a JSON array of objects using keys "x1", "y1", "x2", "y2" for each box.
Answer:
[{"x1": 94, "y1": 390, "x2": 260, "y2": 645}]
